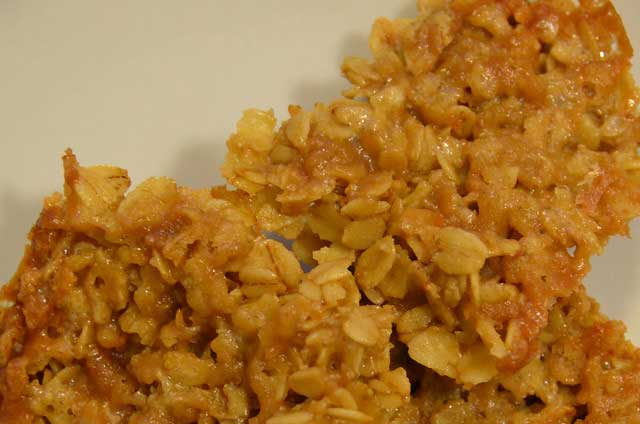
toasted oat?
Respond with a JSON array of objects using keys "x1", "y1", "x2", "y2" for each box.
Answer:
[
  {"x1": 221, "y1": 0, "x2": 640, "y2": 420},
  {"x1": 224, "y1": 0, "x2": 640, "y2": 374}
]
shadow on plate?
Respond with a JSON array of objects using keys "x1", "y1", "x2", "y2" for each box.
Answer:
[
  {"x1": 0, "y1": 187, "x2": 42, "y2": 283},
  {"x1": 585, "y1": 221, "x2": 640, "y2": 343},
  {"x1": 169, "y1": 138, "x2": 228, "y2": 188},
  {"x1": 289, "y1": 0, "x2": 416, "y2": 109}
]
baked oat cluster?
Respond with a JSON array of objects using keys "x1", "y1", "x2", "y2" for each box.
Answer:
[{"x1": 2, "y1": 0, "x2": 640, "y2": 423}]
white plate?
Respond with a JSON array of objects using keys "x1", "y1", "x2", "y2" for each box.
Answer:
[{"x1": 0, "y1": 1, "x2": 638, "y2": 343}]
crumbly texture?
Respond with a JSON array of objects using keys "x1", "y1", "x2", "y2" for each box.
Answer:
[
  {"x1": 2, "y1": 0, "x2": 640, "y2": 423},
  {"x1": 224, "y1": 0, "x2": 640, "y2": 374}
]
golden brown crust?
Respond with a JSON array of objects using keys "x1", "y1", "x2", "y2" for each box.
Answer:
[{"x1": 0, "y1": 151, "x2": 260, "y2": 422}]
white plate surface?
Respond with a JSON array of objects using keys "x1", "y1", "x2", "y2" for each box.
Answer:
[{"x1": 0, "y1": 1, "x2": 638, "y2": 343}]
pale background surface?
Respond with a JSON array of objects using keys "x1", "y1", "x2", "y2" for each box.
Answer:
[{"x1": 0, "y1": 1, "x2": 638, "y2": 342}]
